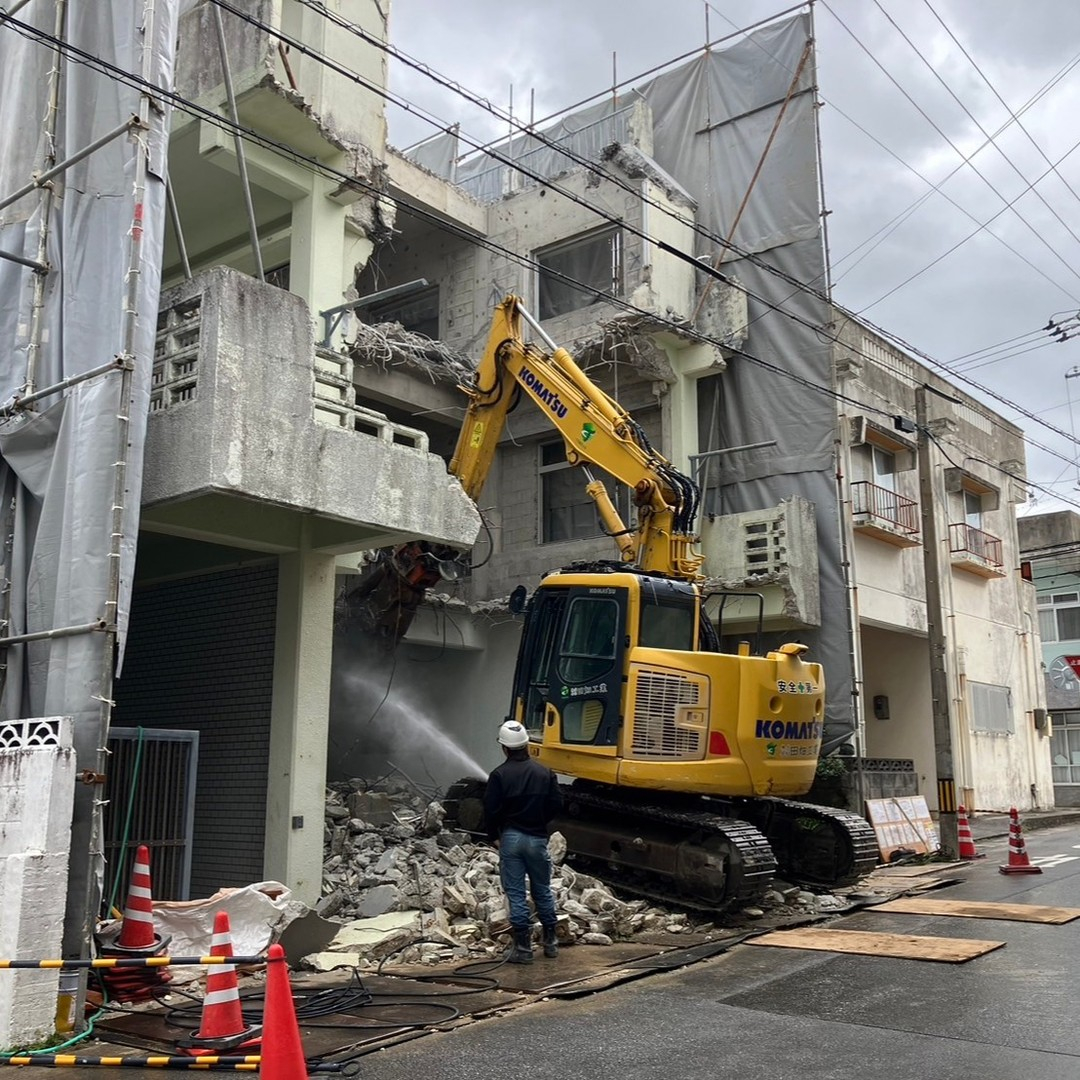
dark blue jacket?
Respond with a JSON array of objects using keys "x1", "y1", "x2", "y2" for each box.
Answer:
[{"x1": 483, "y1": 753, "x2": 562, "y2": 840}]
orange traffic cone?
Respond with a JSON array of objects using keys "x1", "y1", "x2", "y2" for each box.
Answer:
[
  {"x1": 178, "y1": 912, "x2": 261, "y2": 1056},
  {"x1": 957, "y1": 805, "x2": 983, "y2": 860},
  {"x1": 260, "y1": 944, "x2": 308, "y2": 1080},
  {"x1": 999, "y1": 807, "x2": 1043, "y2": 875},
  {"x1": 99, "y1": 844, "x2": 171, "y2": 1003},
  {"x1": 116, "y1": 845, "x2": 159, "y2": 949}
]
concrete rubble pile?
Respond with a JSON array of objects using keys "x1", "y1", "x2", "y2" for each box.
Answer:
[{"x1": 312, "y1": 777, "x2": 851, "y2": 970}]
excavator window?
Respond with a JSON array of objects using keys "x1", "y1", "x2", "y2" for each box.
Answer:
[
  {"x1": 558, "y1": 597, "x2": 619, "y2": 684},
  {"x1": 639, "y1": 600, "x2": 695, "y2": 651}
]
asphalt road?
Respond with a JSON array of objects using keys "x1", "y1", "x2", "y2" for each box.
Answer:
[{"x1": 354, "y1": 822, "x2": 1080, "y2": 1080}]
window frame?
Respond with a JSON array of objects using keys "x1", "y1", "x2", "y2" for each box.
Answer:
[
  {"x1": 537, "y1": 441, "x2": 633, "y2": 545},
  {"x1": 359, "y1": 283, "x2": 440, "y2": 339},
  {"x1": 535, "y1": 226, "x2": 622, "y2": 320}
]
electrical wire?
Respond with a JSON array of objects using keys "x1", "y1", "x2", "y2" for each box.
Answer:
[
  {"x1": 6, "y1": 8, "x2": 1077, "y2": 501},
  {"x1": 822, "y1": 0, "x2": 1080, "y2": 308},
  {"x1": 275, "y1": 0, "x2": 1080, "y2": 485},
  {"x1": 870, "y1": 0, "x2": 1080, "y2": 276},
  {"x1": 693, "y1": 0, "x2": 1080, "y2": 305}
]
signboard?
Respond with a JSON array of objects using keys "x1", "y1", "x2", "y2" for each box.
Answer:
[
  {"x1": 864, "y1": 796, "x2": 940, "y2": 863},
  {"x1": 1066, "y1": 656, "x2": 1080, "y2": 679}
]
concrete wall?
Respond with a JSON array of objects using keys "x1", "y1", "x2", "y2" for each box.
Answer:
[{"x1": 0, "y1": 718, "x2": 75, "y2": 1050}]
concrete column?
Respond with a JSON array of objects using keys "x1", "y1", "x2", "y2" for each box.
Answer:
[
  {"x1": 263, "y1": 536, "x2": 335, "y2": 904},
  {"x1": 665, "y1": 341, "x2": 719, "y2": 472},
  {"x1": 289, "y1": 173, "x2": 348, "y2": 345}
]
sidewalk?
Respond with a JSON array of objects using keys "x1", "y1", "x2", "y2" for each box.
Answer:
[{"x1": 966, "y1": 806, "x2": 1080, "y2": 841}]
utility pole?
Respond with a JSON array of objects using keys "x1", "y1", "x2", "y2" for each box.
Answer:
[
  {"x1": 916, "y1": 385, "x2": 959, "y2": 858},
  {"x1": 1066, "y1": 367, "x2": 1080, "y2": 489}
]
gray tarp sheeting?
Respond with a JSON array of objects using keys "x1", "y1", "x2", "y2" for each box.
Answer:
[
  {"x1": 0, "y1": 0, "x2": 178, "y2": 948},
  {"x1": 410, "y1": 12, "x2": 852, "y2": 748}
]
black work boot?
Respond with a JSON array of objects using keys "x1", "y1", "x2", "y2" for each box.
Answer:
[
  {"x1": 542, "y1": 924, "x2": 558, "y2": 958},
  {"x1": 507, "y1": 926, "x2": 533, "y2": 964}
]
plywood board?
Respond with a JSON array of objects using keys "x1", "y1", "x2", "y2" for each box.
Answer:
[
  {"x1": 747, "y1": 927, "x2": 1004, "y2": 963},
  {"x1": 864, "y1": 796, "x2": 940, "y2": 862},
  {"x1": 871, "y1": 898, "x2": 1080, "y2": 924},
  {"x1": 872, "y1": 861, "x2": 967, "y2": 878}
]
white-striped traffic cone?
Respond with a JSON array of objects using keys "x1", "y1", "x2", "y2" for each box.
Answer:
[
  {"x1": 957, "y1": 805, "x2": 983, "y2": 860},
  {"x1": 999, "y1": 807, "x2": 1043, "y2": 875},
  {"x1": 179, "y1": 911, "x2": 261, "y2": 1055},
  {"x1": 115, "y1": 845, "x2": 159, "y2": 950}
]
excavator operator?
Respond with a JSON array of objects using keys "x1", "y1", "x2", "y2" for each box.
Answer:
[{"x1": 483, "y1": 720, "x2": 563, "y2": 964}]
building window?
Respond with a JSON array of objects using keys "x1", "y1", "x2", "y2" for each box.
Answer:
[
  {"x1": 539, "y1": 441, "x2": 632, "y2": 544},
  {"x1": 360, "y1": 284, "x2": 440, "y2": 339},
  {"x1": 963, "y1": 488, "x2": 983, "y2": 529},
  {"x1": 1037, "y1": 592, "x2": 1080, "y2": 644},
  {"x1": 968, "y1": 681, "x2": 1014, "y2": 735},
  {"x1": 1051, "y1": 710, "x2": 1080, "y2": 784},
  {"x1": 537, "y1": 227, "x2": 621, "y2": 320}
]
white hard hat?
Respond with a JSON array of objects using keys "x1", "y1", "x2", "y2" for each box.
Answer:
[{"x1": 497, "y1": 720, "x2": 530, "y2": 748}]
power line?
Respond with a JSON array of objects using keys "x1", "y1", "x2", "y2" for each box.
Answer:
[
  {"x1": 872, "y1": 0, "x2": 1080, "y2": 268},
  {"x1": 0, "y1": 9, "x2": 898, "y2": 426},
  {"x1": 822, "y1": 0, "x2": 1080, "y2": 309},
  {"x1": 9, "y1": 5, "x2": 1077, "y2": 505},
  {"x1": 922, "y1": 0, "x2": 1080, "y2": 214},
  {"x1": 212, "y1": 0, "x2": 1080, "y2": 485}
]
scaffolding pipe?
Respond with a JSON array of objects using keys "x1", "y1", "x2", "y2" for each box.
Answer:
[
  {"x1": 0, "y1": 620, "x2": 106, "y2": 648},
  {"x1": 21, "y1": 0, "x2": 67, "y2": 399},
  {"x1": 0, "y1": 115, "x2": 138, "y2": 216},
  {"x1": 212, "y1": 4, "x2": 264, "y2": 281},
  {"x1": 165, "y1": 176, "x2": 192, "y2": 280},
  {"x1": 0, "y1": 0, "x2": 34, "y2": 24},
  {"x1": 0, "y1": 357, "x2": 126, "y2": 414},
  {"x1": 0, "y1": 248, "x2": 48, "y2": 273}
]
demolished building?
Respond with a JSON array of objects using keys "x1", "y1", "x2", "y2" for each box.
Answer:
[{"x1": 0, "y1": 6, "x2": 1054, "y2": 1051}]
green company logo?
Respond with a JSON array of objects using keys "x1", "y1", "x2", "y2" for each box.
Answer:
[
  {"x1": 765, "y1": 742, "x2": 777, "y2": 757},
  {"x1": 581, "y1": 422, "x2": 597, "y2": 444},
  {"x1": 560, "y1": 685, "x2": 570, "y2": 699}
]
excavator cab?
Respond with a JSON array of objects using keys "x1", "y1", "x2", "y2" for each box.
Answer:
[{"x1": 509, "y1": 567, "x2": 827, "y2": 800}]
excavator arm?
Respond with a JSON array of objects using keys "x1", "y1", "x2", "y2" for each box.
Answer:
[
  {"x1": 341, "y1": 295, "x2": 702, "y2": 644},
  {"x1": 450, "y1": 295, "x2": 703, "y2": 577}
]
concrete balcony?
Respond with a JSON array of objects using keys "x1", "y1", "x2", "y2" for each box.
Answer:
[
  {"x1": 141, "y1": 268, "x2": 480, "y2": 556},
  {"x1": 949, "y1": 522, "x2": 1006, "y2": 578},
  {"x1": 698, "y1": 496, "x2": 821, "y2": 631},
  {"x1": 851, "y1": 480, "x2": 921, "y2": 548}
]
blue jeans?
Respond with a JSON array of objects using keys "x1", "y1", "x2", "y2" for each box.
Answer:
[{"x1": 498, "y1": 828, "x2": 557, "y2": 930}]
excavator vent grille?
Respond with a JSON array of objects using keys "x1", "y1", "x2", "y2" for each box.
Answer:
[{"x1": 629, "y1": 670, "x2": 705, "y2": 760}]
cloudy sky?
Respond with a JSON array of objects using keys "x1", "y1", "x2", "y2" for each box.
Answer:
[{"x1": 385, "y1": 0, "x2": 1080, "y2": 516}]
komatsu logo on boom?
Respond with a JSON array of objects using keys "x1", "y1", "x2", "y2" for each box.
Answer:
[
  {"x1": 755, "y1": 719, "x2": 822, "y2": 741},
  {"x1": 521, "y1": 366, "x2": 568, "y2": 419}
]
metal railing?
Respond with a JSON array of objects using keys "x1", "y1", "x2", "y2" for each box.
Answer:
[
  {"x1": 949, "y1": 522, "x2": 1004, "y2": 568},
  {"x1": 850, "y1": 480, "x2": 919, "y2": 534}
]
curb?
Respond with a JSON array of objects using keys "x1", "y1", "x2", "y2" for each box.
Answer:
[{"x1": 969, "y1": 810, "x2": 1080, "y2": 842}]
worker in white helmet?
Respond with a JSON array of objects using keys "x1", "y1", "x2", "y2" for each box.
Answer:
[{"x1": 483, "y1": 719, "x2": 563, "y2": 963}]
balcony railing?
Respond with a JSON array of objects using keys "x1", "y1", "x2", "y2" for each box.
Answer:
[
  {"x1": 949, "y1": 522, "x2": 1004, "y2": 575},
  {"x1": 851, "y1": 481, "x2": 919, "y2": 534}
]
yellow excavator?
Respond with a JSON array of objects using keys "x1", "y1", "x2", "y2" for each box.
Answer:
[{"x1": 345, "y1": 296, "x2": 877, "y2": 910}]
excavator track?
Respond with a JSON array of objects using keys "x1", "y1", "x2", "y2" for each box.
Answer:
[
  {"x1": 443, "y1": 778, "x2": 879, "y2": 913},
  {"x1": 560, "y1": 784, "x2": 777, "y2": 914},
  {"x1": 443, "y1": 778, "x2": 777, "y2": 914},
  {"x1": 726, "y1": 797, "x2": 880, "y2": 891}
]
